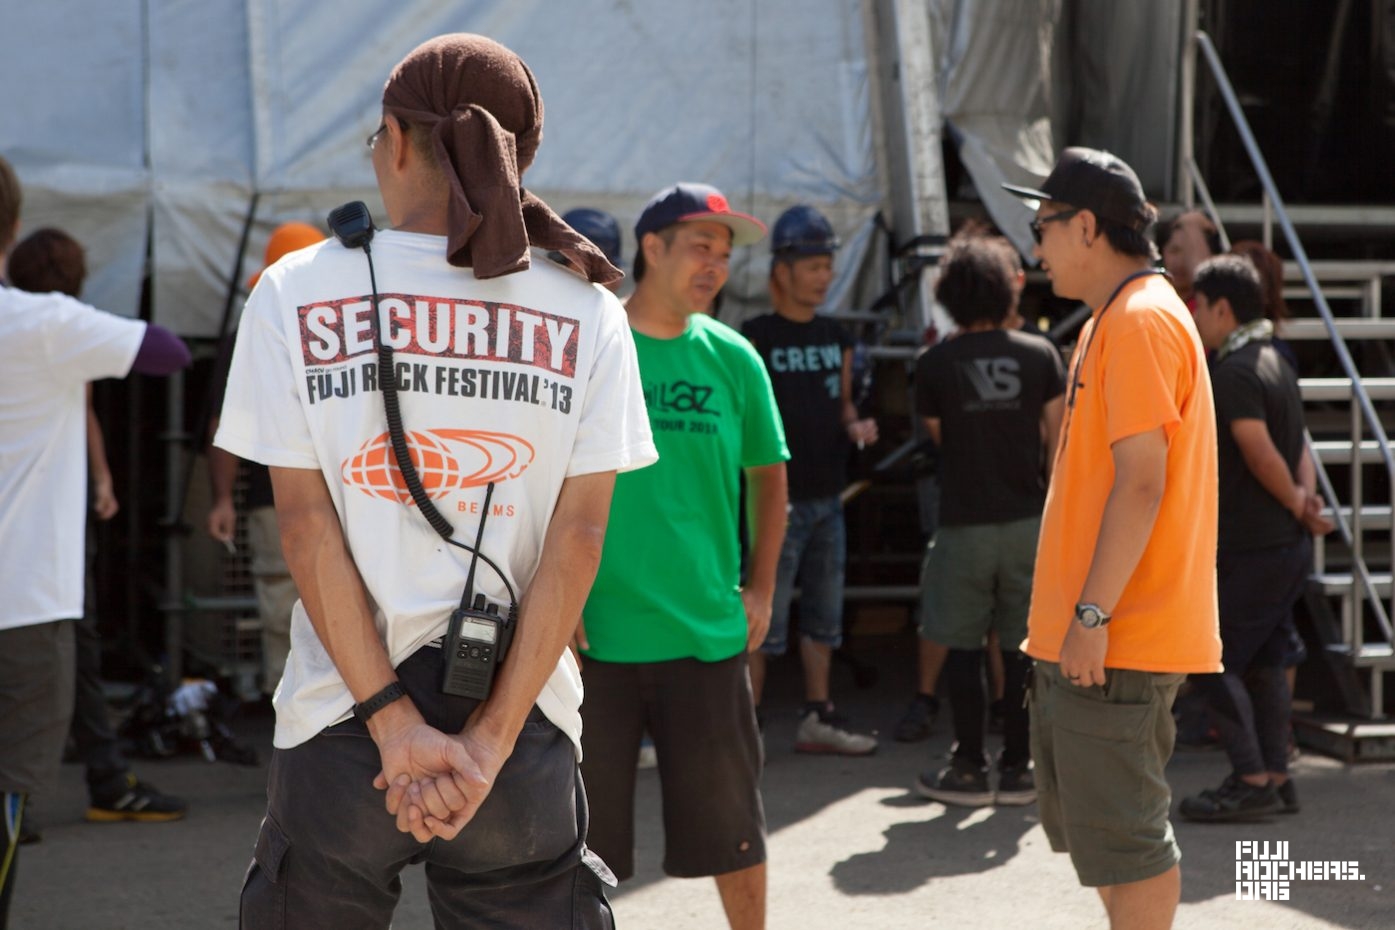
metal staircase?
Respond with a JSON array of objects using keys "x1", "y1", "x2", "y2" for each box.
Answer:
[{"x1": 1194, "y1": 32, "x2": 1395, "y2": 756}]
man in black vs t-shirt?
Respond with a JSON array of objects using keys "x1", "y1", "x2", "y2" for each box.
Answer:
[
  {"x1": 1180, "y1": 255, "x2": 1331, "y2": 822},
  {"x1": 912, "y1": 234, "x2": 1065, "y2": 807},
  {"x1": 743, "y1": 206, "x2": 879, "y2": 756}
]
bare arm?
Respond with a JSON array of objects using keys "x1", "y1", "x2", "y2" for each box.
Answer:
[
  {"x1": 1041, "y1": 395, "x2": 1065, "y2": 481},
  {"x1": 207, "y1": 416, "x2": 239, "y2": 543},
  {"x1": 741, "y1": 462, "x2": 788, "y2": 651},
  {"x1": 921, "y1": 416, "x2": 941, "y2": 448},
  {"x1": 1231, "y1": 419, "x2": 1305, "y2": 517},
  {"x1": 1059, "y1": 427, "x2": 1168, "y2": 686},
  {"x1": 1294, "y1": 445, "x2": 1334, "y2": 536},
  {"x1": 1236, "y1": 422, "x2": 1334, "y2": 535},
  {"x1": 86, "y1": 386, "x2": 119, "y2": 520},
  {"x1": 841, "y1": 347, "x2": 877, "y2": 445},
  {"x1": 466, "y1": 469, "x2": 615, "y2": 755},
  {"x1": 271, "y1": 465, "x2": 421, "y2": 715},
  {"x1": 1297, "y1": 444, "x2": 1317, "y2": 496}
]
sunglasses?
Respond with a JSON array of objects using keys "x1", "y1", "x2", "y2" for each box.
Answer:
[
  {"x1": 1030, "y1": 208, "x2": 1081, "y2": 245},
  {"x1": 365, "y1": 123, "x2": 388, "y2": 150}
]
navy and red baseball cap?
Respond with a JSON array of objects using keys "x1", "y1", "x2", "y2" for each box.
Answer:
[
  {"x1": 1003, "y1": 147, "x2": 1153, "y2": 232},
  {"x1": 634, "y1": 182, "x2": 766, "y2": 247}
]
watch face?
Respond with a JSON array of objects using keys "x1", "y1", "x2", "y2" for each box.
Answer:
[{"x1": 1077, "y1": 605, "x2": 1105, "y2": 628}]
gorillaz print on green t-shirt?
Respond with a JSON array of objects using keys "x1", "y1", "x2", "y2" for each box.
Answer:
[{"x1": 583, "y1": 314, "x2": 788, "y2": 663}]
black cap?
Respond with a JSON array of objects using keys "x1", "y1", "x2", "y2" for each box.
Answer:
[{"x1": 1002, "y1": 147, "x2": 1152, "y2": 232}]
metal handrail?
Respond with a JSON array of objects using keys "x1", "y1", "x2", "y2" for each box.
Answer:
[
  {"x1": 1195, "y1": 31, "x2": 1395, "y2": 679},
  {"x1": 1306, "y1": 431, "x2": 1395, "y2": 646},
  {"x1": 1184, "y1": 157, "x2": 1232, "y2": 251}
]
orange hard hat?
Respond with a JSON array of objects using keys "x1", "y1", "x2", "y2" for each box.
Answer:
[{"x1": 247, "y1": 221, "x2": 326, "y2": 289}]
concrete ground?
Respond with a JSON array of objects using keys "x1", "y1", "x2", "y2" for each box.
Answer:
[{"x1": 10, "y1": 639, "x2": 1393, "y2": 929}]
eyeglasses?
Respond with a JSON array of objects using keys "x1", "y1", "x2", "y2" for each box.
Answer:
[
  {"x1": 365, "y1": 123, "x2": 388, "y2": 150},
  {"x1": 1029, "y1": 208, "x2": 1081, "y2": 245}
]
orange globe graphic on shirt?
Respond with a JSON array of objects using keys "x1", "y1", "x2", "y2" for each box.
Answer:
[
  {"x1": 341, "y1": 429, "x2": 535, "y2": 504},
  {"x1": 341, "y1": 431, "x2": 461, "y2": 504}
]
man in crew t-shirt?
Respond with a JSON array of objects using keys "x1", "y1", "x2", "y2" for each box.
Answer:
[
  {"x1": 216, "y1": 35, "x2": 654, "y2": 927},
  {"x1": 742, "y1": 204, "x2": 878, "y2": 756},
  {"x1": 578, "y1": 182, "x2": 788, "y2": 930}
]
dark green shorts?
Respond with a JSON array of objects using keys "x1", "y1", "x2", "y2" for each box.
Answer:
[
  {"x1": 1029, "y1": 661, "x2": 1185, "y2": 887},
  {"x1": 918, "y1": 516, "x2": 1039, "y2": 650}
]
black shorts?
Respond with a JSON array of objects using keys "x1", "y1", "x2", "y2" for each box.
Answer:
[{"x1": 580, "y1": 652, "x2": 766, "y2": 880}]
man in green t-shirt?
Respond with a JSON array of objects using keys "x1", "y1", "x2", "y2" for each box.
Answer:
[{"x1": 576, "y1": 182, "x2": 789, "y2": 930}]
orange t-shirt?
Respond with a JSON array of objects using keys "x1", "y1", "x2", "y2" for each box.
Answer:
[{"x1": 1025, "y1": 273, "x2": 1222, "y2": 673}]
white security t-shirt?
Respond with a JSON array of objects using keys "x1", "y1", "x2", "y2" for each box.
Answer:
[
  {"x1": 0, "y1": 289, "x2": 145, "y2": 630},
  {"x1": 215, "y1": 232, "x2": 656, "y2": 753}
]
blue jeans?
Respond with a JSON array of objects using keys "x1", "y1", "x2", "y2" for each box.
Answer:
[{"x1": 762, "y1": 495, "x2": 845, "y2": 655}]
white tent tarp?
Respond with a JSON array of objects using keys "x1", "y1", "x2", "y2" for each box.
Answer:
[
  {"x1": 7, "y1": 0, "x2": 885, "y2": 337},
  {"x1": 6, "y1": 0, "x2": 1186, "y2": 335},
  {"x1": 7, "y1": 3, "x2": 150, "y2": 317}
]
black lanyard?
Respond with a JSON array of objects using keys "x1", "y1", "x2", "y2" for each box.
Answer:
[{"x1": 1057, "y1": 269, "x2": 1164, "y2": 456}]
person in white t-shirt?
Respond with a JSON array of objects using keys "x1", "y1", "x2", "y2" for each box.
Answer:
[
  {"x1": 0, "y1": 155, "x2": 191, "y2": 926},
  {"x1": 216, "y1": 35, "x2": 654, "y2": 928}
]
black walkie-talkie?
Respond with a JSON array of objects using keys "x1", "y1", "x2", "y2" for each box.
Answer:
[
  {"x1": 439, "y1": 481, "x2": 513, "y2": 700},
  {"x1": 442, "y1": 594, "x2": 515, "y2": 700}
]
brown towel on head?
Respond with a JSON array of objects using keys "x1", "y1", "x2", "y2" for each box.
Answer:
[{"x1": 382, "y1": 34, "x2": 621, "y2": 285}]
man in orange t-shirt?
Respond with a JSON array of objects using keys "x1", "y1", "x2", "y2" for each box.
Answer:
[{"x1": 1004, "y1": 148, "x2": 1221, "y2": 930}]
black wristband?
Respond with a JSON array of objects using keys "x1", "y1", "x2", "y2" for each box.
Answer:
[{"x1": 353, "y1": 681, "x2": 407, "y2": 725}]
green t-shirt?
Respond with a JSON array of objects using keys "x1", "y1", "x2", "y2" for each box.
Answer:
[{"x1": 582, "y1": 313, "x2": 789, "y2": 663}]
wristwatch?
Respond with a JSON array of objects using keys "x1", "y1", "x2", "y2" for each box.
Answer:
[
  {"x1": 1074, "y1": 603, "x2": 1111, "y2": 629},
  {"x1": 354, "y1": 681, "x2": 407, "y2": 724}
]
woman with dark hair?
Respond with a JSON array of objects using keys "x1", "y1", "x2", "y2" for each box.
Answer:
[
  {"x1": 1161, "y1": 210, "x2": 1220, "y2": 310},
  {"x1": 7, "y1": 227, "x2": 86, "y2": 297},
  {"x1": 1230, "y1": 240, "x2": 1299, "y2": 371}
]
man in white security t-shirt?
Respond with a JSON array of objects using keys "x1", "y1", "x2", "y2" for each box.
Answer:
[
  {"x1": 0, "y1": 154, "x2": 191, "y2": 924},
  {"x1": 216, "y1": 35, "x2": 655, "y2": 928}
]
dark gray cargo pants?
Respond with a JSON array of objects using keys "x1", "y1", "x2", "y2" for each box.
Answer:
[{"x1": 240, "y1": 645, "x2": 615, "y2": 929}]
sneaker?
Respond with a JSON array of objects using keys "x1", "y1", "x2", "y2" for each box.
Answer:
[
  {"x1": 794, "y1": 710, "x2": 877, "y2": 756},
  {"x1": 1179, "y1": 773, "x2": 1281, "y2": 822},
  {"x1": 915, "y1": 757, "x2": 993, "y2": 807},
  {"x1": 86, "y1": 773, "x2": 188, "y2": 824},
  {"x1": 637, "y1": 737, "x2": 658, "y2": 770},
  {"x1": 1276, "y1": 779, "x2": 1300, "y2": 815},
  {"x1": 894, "y1": 695, "x2": 939, "y2": 743},
  {"x1": 995, "y1": 762, "x2": 1036, "y2": 806}
]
